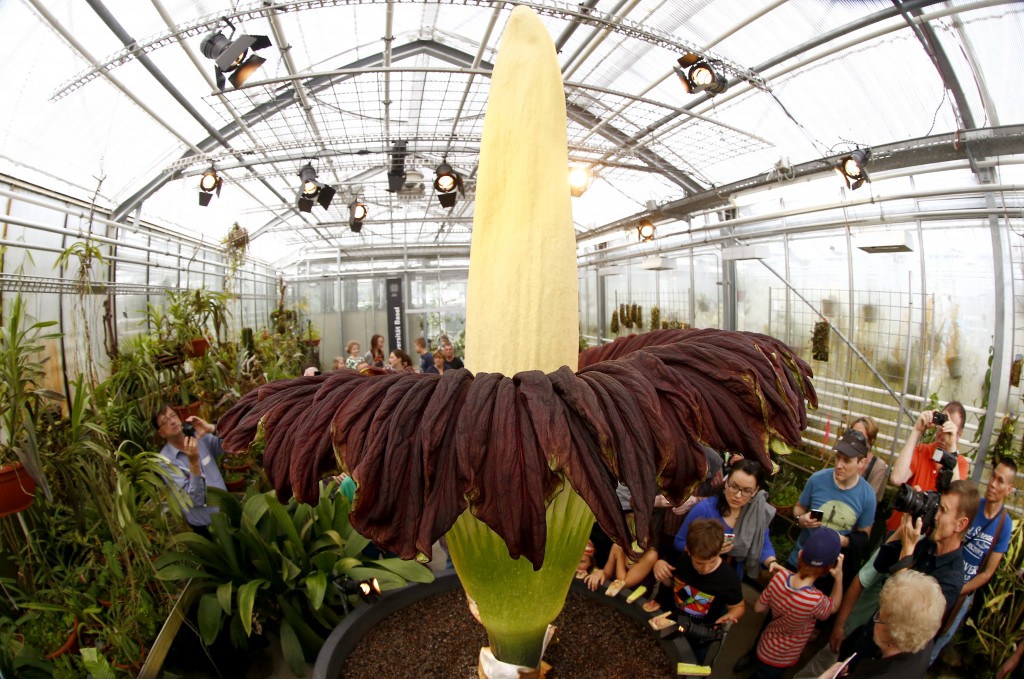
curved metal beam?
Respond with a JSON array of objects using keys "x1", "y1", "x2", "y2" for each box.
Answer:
[{"x1": 113, "y1": 39, "x2": 705, "y2": 225}]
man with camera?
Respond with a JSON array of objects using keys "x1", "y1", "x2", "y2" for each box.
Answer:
[
  {"x1": 825, "y1": 479, "x2": 979, "y2": 674},
  {"x1": 155, "y1": 404, "x2": 226, "y2": 537},
  {"x1": 886, "y1": 402, "x2": 970, "y2": 533}
]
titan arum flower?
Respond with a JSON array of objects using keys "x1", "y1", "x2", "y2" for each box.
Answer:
[{"x1": 218, "y1": 7, "x2": 817, "y2": 671}]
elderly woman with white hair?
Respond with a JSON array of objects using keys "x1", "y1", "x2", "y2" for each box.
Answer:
[{"x1": 821, "y1": 569, "x2": 946, "y2": 679}]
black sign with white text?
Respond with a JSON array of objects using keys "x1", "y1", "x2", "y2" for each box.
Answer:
[{"x1": 386, "y1": 277, "x2": 404, "y2": 353}]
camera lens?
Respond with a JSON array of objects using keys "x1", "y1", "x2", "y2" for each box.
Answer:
[
  {"x1": 181, "y1": 422, "x2": 196, "y2": 438},
  {"x1": 893, "y1": 483, "x2": 925, "y2": 516}
]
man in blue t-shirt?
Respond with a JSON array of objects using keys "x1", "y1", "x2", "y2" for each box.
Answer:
[
  {"x1": 790, "y1": 429, "x2": 877, "y2": 587},
  {"x1": 930, "y1": 458, "x2": 1016, "y2": 664}
]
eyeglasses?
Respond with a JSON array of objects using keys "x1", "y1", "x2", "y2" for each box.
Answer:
[
  {"x1": 725, "y1": 480, "x2": 756, "y2": 498},
  {"x1": 872, "y1": 611, "x2": 888, "y2": 625}
]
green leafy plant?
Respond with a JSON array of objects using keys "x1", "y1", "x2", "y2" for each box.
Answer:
[
  {"x1": 154, "y1": 484, "x2": 433, "y2": 675},
  {"x1": 965, "y1": 518, "x2": 1024, "y2": 674},
  {"x1": 0, "y1": 294, "x2": 63, "y2": 497}
]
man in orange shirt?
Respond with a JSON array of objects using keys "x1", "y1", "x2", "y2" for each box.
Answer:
[{"x1": 886, "y1": 401, "x2": 970, "y2": 533}]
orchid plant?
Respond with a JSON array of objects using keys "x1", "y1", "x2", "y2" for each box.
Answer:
[{"x1": 218, "y1": 7, "x2": 817, "y2": 672}]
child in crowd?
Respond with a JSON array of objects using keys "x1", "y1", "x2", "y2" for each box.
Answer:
[
  {"x1": 344, "y1": 341, "x2": 362, "y2": 370},
  {"x1": 653, "y1": 518, "x2": 744, "y2": 664},
  {"x1": 584, "y1": 539, "x2": 659, "y2": 592},
  {"x1": 575, "y1": 540, "x2": 596, "y2": 579},
  {"x1": 751, "y1": 528, "x2": 844, "y2": 679}
]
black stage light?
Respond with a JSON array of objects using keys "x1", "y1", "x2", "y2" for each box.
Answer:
[
  {"x1": 674, "y1": 53, "x2": 728, "y2": 96},
  {"x1": 434, "y1": 161, "x2": 463, "y2": 208},
  {"x1": 387, "y1": 140, "x2": 408, "y2": 192},
  {"x1": 200, "y1": 22, "x2": 272, "y2": 91},
  {"x1": 349, "y1": 201, "x2": 367, "y2": 232},
  {"x1": 198, "y1": 167, "x2": 222, "y2": 206},
  {"x1": 835, "y1": 148, "x2": 871, "y2": 190}
]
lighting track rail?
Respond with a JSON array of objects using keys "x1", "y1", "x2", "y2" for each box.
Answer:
[{"x1": 49, "y1": 0, "x2": 765, "y2": 100}]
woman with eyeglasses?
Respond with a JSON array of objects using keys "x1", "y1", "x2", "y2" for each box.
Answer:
[
  {"x1": 657, "y1": 458, "x2": 784, "y2": 581},
  {"x1": 820, "y1": 570, "x2": 944, "y2": 678}
]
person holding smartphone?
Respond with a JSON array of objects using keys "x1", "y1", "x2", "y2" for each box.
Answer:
[{"x1": 789, "y1": 428, "x2": 877, "y2": 586}]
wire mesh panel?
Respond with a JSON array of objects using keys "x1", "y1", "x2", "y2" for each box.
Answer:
[{"x1": 769, "y1": 287, "x2": 936, "y2": 464}]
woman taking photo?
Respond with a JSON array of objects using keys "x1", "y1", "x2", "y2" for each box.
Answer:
[{"x1": 662, "y1": 458, "x2": 783, "y2": 579}]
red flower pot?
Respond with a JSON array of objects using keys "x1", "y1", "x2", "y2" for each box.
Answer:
[
  {"x1": 0, "y1": 462, "x2": 36, "y2": 517},
  {"x1": 184, "y1": 337, "x2": 210, "y2": 358}
]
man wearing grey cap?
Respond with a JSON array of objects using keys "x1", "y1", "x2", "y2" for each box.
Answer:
[{"x1": 788, "y1": 428, "x2": 877, "y2": 586}]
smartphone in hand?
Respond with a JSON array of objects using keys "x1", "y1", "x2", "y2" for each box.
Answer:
[{"x1": 810, "y1": 508, "x2": 824, "y2": 522}]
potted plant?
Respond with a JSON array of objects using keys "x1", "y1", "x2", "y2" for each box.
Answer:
[
  {"x1": 154, "y1": 484, "x2": 433, "y2": 676},
  {"x1": 0, "y1": 294, "x2": 63, "y2": 513}
]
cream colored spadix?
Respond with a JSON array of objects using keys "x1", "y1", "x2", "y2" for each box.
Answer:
[{"x1": 465, "y1": 6, "x2": 579, "y2": 377}]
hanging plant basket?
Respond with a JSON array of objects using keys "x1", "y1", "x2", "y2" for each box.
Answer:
[
  {"x1": 303, "y1": 338, "x2": 321, "y2": 347},
  {"x1": 947, "y1": 355, "x2": 963, "y2": 380},
  {"x1": 820, "y1": 298, "x2": 837, "y2": 316},
  {"x1": 1010, "y1": 355, "x2": 1022, "y2": 388},
  {"x1": 811, "y1": 321, "x2": 830, "y2": 362},
  {"x1": 862, "y1": 304, "x2": 877, "y2": 323},
  {"x1": 0, "y1": 462, "x2": 36, "y2": 517}
]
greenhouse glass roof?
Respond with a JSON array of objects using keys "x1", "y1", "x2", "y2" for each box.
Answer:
[{"x1": 1, "y1": 0, "x2": 1021, "y2": 266}]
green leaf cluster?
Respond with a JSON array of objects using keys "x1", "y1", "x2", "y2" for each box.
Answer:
[{"x1": 154, "y1": 483, "x2": 433, "y2": 675}]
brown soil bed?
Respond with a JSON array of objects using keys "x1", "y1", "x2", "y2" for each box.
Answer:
[{"x1": 342, "y1": 588, "x2": 673, "y2": 678}]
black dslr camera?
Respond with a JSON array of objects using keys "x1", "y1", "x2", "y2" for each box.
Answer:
[
  {"x1": 181, "y1": 422, "x2": 196, "y2": 438},
  {"x1": 932, "y1": 411, "x2": 949, "y2": 427},
  {"x1": 678, "y1": 616, "x2": 730, "y2": 643},
  {"x1": 893, "y1": 484, "x2": 942, "y2": 534}
]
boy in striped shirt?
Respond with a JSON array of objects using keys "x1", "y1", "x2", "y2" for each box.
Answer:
[{"x1": 751, "y1": 528, "x2": 844, "y2": 679}]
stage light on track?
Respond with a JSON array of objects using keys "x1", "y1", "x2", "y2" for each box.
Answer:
[
  {"x1": 387, "y1": 140, "x2": 409, "y2": 192},
  {"x1": 200, "y1": 21, "x2": 272, "y2": 91},
  {"x1": 348, "y1": 201, "x2": 367, "y2": 232},
  {"x1": 198, "y1": 167, "x2": 222, "y2": 206},
  {"x1": 638, "y1": 219, "x2": 655, "y2": 242},
  {"x1": 296, "y1": 164, "x2": 336, "y2": 212},
  {"x1": 835, "y1": 148, "x2": 871, "y2": 190},
  {"x1": 674, "y1": 53, "x2": 727, "y2": 96},
  {"x1": 569, "y1": 166, "x2": 591, "y2": 197},
  {"x1": 434, "y1": 161, "x2": 463, "y2": 208}
]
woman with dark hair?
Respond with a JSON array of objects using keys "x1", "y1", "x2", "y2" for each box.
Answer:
[
  {"x1": 363, "y1": 334, "x2": 385, "y2": 368},
  {"x1": 388, "y1": 349, "x2": 416, "y2": 373},
  {"x1": 658, "y1": 458, "x2": 783, "y2": 580}
]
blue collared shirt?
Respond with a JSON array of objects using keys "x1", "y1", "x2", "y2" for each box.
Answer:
[{"x1": 160, "y1": 434, "x2": 227, "y2": 528}]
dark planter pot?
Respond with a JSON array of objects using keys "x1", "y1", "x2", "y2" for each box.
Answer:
[
  {"x1": 303, "y1": 338, "x2": 321, "y2": 347},
  {"x1": 224, "y1": 477, "x2": 247, "y2": 493},
  {"x1": 313, "y1": 571, "x2": 694, "y2": 678},
  {"x1": 0, "y1": 462, "x2": 36, "y2": 517}
]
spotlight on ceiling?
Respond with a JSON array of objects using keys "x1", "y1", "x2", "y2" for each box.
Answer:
[
  {"x1": 348, "y1": 201, "x2": 368, "y2": 233},
  {"x1": 568, "y1": 166, "x2": 591, "y2": 197},
  {"x1": 835, "y1": 148, "x2": 872, "y2": 190},
  {"x1": 295, "y1": 164, "x2": 336, "y2": 212},
  {"x1": 198, "y1": 167, "x2": 222, "y2": 207},
  {"x1": 434, "y1": 161, "x2": 463, "y2": 209},
  {"x1": 200, "y1": 21, "x2": 272, "y2": 92},
  {"x1": 387, "y1": 140, "x2": 408, "y2": 193},
  {"x1": 674, "y1": 53, "x2": 728, "y2": 96},
  {"x1": 638, "y1": 219, "x2": 655, "y2": 242}
]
